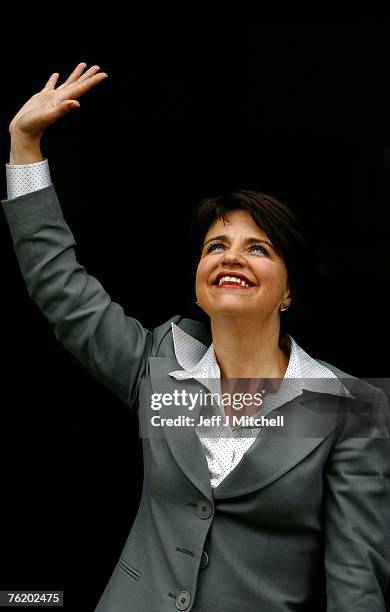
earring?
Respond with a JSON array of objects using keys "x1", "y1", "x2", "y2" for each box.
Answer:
[
  {"x1": 196, "y1": 300, "x2": 200, "y2": 306},
  {"x1": 280, "y1": 298, "x2": 290, "y2": 312}
]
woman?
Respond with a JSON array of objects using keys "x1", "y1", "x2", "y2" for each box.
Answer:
[{"x1": 2, "y1": 63, "x2": 390, "y2": 612}]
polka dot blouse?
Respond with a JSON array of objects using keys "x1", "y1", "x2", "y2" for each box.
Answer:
[
  {"x1": 170, "y1": 323, "x2": 352, "y2": 489},
  {"x1": 6, "y1": 158, "x2": 51, "y2": 199}
]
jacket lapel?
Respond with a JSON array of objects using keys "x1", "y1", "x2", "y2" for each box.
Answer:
[
  {"x1": 213, "y1": 391, "x2": 348, "y2": 499},
  {"x1": 145, "y1": 356, "x2": 352, "y2": 500},
  {"x1": 146, "y1": 356, "x2": 214, "y2": 500}
]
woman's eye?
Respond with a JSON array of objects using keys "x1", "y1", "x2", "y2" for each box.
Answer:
[
  {"x1": 250, "y1": 245, "x2": 268, "y2": 255},
  {"x1": 206, "y1": 243, "x2": 225, "y2": 253},
  {"x1": 205, "y1": 243, "x2": 269, "y2": 255}
]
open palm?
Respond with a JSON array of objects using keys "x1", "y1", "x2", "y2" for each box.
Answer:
[{"x1": 9, "y1": 62, "x2": 108, "y2": 138}]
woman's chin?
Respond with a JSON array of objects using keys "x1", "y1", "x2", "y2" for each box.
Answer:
[{"x1": 208, "y1": 301, "x2": 254, "y2": 318}]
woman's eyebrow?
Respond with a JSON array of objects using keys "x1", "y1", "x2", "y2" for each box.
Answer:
[
  {"x1": 203, "y1": 234, "x2": 274, "y2": 249},
  {"x1": 245, "y1": 237, "x2": 274, "y2": 249}
]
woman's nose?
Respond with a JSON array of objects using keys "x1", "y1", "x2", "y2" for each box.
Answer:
[{"x1": 221, "y1": 248, "x2": 245, "y2": 265}]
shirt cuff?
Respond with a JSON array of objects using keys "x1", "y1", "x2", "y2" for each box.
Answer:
[{"x1": 6, "y1": 158, "x2": 52, "y2": 200}]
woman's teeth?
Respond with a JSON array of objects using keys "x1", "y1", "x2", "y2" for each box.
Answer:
[{"x1": 218, "y1": 276, "x2": 251, "y2": 288}]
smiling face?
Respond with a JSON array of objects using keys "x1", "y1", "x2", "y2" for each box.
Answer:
[{"x1": 195, "y1": 209, "x2": 291, "y2": 322}]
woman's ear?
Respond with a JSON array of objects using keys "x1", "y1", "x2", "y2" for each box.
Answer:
[
  {"x1": 285, "y1": 283, "x2": 292, "y2": 303},
  {"x1": 280, "y1": 286, "x2": 292, "y2": 312}
]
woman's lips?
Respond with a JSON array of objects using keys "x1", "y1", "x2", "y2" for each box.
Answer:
[{"x1": 213, "y1": 281, "x2": 255, "y2": 289}]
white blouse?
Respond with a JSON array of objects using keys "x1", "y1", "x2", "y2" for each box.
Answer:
[{"x1": 169, "y1": 323, "x2": 351, "y2": 488}]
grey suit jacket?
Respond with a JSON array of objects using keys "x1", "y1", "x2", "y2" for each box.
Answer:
[{"x1": 2, "y1": 184, "x2": 390, "y2": 612}]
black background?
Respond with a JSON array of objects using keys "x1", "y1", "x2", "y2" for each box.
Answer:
[{"x1": 1, "y1": 17, "x2": 389, "y2": 611}]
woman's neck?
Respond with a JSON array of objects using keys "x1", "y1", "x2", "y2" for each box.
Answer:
[{"x1": 210, "y1": 315, "x2": 290, "y2": 380}]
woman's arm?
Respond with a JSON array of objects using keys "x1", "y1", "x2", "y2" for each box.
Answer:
[
  {"x1": 1, "y1": 64, "x2": 151, "y2": 408},
  {"x1": 2, "y1": 181, "x2": 151, "y2": 408},
  {"x1": 324, "y1": 390, "x2": 390, "y2": 611}
]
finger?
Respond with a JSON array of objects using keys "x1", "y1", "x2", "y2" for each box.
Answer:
[
  {"x1": 57, "y1": 99, "x2": 81, "y2": 115},
  {"x1": 41, "y1": 99, "x2": 81, "y2": 126},
  {"x1": 65, "y1": 100, "x2": 80, "y2": 109},
  {"x1": 60, "y1": 72, "x2": 108, "y2": 100},
  {"x1": 73, "y1": 64, "x2": 103, "y2": 85},
  {"x1": 57, "y1": 64, "x2": 103, "y2": 91},
  {"x1": 43, "y1": 72, "x2": 60, "y2": 90},
  {"x1": 56, "y1": 62, "x2": 88, "y2": 90}
]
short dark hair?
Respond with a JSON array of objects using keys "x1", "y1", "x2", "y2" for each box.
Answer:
[{"x1": 185, "y1": 189, "x2": 319, "y2": 340}]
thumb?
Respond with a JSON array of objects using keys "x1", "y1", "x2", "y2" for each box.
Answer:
[{"x1": 60, "y1": 100, "x2": 80, "y2": 113}]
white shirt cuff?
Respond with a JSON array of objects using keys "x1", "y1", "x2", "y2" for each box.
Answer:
[{"x1": 6, "y1": 158, "x2": 52, "y2": 199}]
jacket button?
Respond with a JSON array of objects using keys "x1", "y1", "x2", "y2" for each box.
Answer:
[
  {"x1": 175, "y1": 590, "x2": 191, "y2": 610},
  {"x1": 196, "y1": 499, "x2": 213, "y2": 519},
  {"x1": 200, "y1": 550, "x2": 209, "y2": 569}
]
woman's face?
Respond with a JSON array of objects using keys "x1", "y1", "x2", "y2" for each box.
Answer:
[{"x1": 195, "y1": 209, "x2": 290, "y2": 321}]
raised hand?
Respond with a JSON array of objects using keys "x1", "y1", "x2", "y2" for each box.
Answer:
[{"x1": 9, "y1": 62, "x2": 109, "y2": 139}]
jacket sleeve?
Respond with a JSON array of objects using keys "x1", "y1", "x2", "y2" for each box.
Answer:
[
  {"x1": 324, "y1": 390, "x2": 390, "y2": 611},
  {"x1": 1, "y1": 184, "x2": 151, "y2": 409}
]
